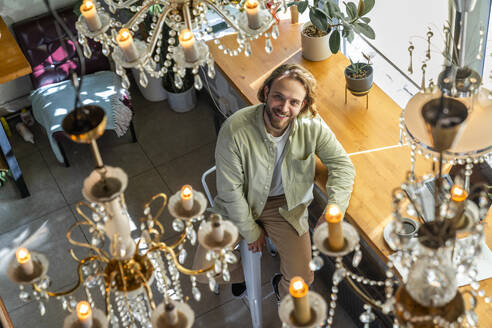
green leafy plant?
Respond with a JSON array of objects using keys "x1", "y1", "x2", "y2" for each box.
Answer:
[
  {"x1": 0, "y1": 169, "x2": 11, "y2": 187},
  {"x1": 346, "y1": 54, "x2": 372, "y2": 79},
  {"x1": 289, "y1": 0, "x2": 376, "y2": 53}
]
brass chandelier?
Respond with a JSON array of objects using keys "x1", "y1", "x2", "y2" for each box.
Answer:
[{"x1": 75, "y1": 0, "x2": 279, "y2": 91}]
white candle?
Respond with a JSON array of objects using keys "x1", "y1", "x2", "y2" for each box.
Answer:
[
  {"x1": 290, "y1": 277, "x2": 311, "y2": 325},
  {"x1": 116, "y1": 28, "x2": 139, "y2": 62},
  {"x1": 325, "y1": 204, "x2": 344, "y2": 251},
  {"x1": 16, "y1": 248, "x2": 34, "y2": 276},
  {"x1": 211, "y1": 215, "x2": 224, "y2": 242},
  {"x1": 104, "y1": 197, "x2": 135, "y2": 259},
  {"x1": 245, "y1": 0, "x2": 261, "y2": 30},
  {"x1": 76, "y1": 301, "x2": 93, "y2": 328},
  {"x1": 181, "y1": 185, "x2": 194, "y2": 211},
  {"x1": 164, "y1": 303, "x2": 178, "y2": 325},
  {"x1": 80, "y1": 0, "x2": 102, "y2": 32},
  {"x1": 178, "y1": 29, "x2": 199, "y2": 63}
]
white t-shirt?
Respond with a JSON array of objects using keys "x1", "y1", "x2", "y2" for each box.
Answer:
[{"x1": 269, "y1": 125, "x2": 291, "y2": 196}]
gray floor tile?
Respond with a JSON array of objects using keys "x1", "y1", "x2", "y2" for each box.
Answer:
[
  {"x1": 194, "y1": 298, "x2": 250, "y2": 328},
  {"x1": 0, "y1": 206, "x2": 87, "y2": 312},
  {"x1": 156, "y1": 141, "x2": 216, "y2": 197},
  {"x1": 40, "y1": 139, "x2": 152, "y2": 205},
  {"x1": 135, "y1": 96, "x2": 217, "y2": 167},
  {"x1": 0, "y1": 150, "x2": 66, "y2": 234}
]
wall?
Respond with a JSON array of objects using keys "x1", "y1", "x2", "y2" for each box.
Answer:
[{"x1": 0, "y1": 0, "x2": 77, "y2": 110}]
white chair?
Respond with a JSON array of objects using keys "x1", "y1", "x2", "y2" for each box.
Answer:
[{"x1": 201, "y1": 166, "x2": 277, "y2": 328}]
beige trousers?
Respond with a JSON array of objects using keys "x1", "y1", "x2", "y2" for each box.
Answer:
[{"x1": 192, "y1": 195, "x2": 314, "y2": 299}]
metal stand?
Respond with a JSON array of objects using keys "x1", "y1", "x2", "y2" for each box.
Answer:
[{"x1": 345, "y1": 85, "x2": 369, "y2": 109}]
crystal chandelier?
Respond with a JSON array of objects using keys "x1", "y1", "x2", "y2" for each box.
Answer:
[
  {"x1": 7, "y1": 105, "x2": 240, "y2": 327},
  {"x1": 276, "y1": 1, "x2": 492, "y2": 327},
  {"x1": 75, "y1": 0, "x2": 279, "y2": 91}
]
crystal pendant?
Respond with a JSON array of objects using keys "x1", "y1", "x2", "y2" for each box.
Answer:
[
  {"x1": 174, "y1": 73, "x2": 183, "y2": 89},
  {"x1": 60, "y1": 296, "x2": 68, "y2": 311},
  {"x1": 38, "y1": 301, "x2": 46, "y2": 316},
  {"x1": 192, "y1": 286, "x2": 202, "y2": 301},
  {"x1": 222, "y1": 267, "x2": 231, "y2": 282},
  {"x1": 359, "y1": 307, "x2": 375, "y2": 324},
  {"x1": 172, "y1": 218, "x2": 185, "y2": 232},
  {"x1": 187, "y1": 227, "x2": 197, "y2": 246},
  {"x1": 224, "y1": 252, "x2": 237, "y2": 264},
  {"x1": 83, "y1": 43, "x2": 92, "y2": 59},
  {"x1": 207, "y1": 61, "x2": 216, "y2": 79},
  {"x1": 214, "y1": 259, "x2": 222, "y2": 274},
  {"x1": 208, "y1": 277, "x2": 217, "y2": 292},
  {"x1": 139, "y1": 71, "x2": 148, "y2": 88},
  {"x1": 466, "y1": 310, "x2": 479, "y2": 326},
  {"x1": 178, "y1": 248, "x2": 187, "y2": 264},
  {"x1": 245, "y1": 42, "x2": 252, "y2": 57},
  {"x1": 19, "y1": 291, "x2": 31, "y2": 302},
  {"x1": 352, "y1": 249, "x2": 362, "y2": 267},
  {"x1": 122, "y1": 74, "x2": 130, "y2": 90},
  {"x1": 194, "y1": 75, "x2": 203, "y2": 90},
  {"x1": 38, "y1": 277, "x2": 50, "y2": 290},
  {"x1": 333, "y1": 267, "x2": 346, "y2": 285},
  {"x1": 309, "y1": 256, "x2": 324, "y2": 271},
  {"x1": 265, "y1": 39, "x2": 273, "y2": 54},
  {"x1": 91, "y1": 236, "x2": 101, "y2": 246},
  {"x1": 272, "y1": 24, "x2": 279, "y2": 39},
  {"x1": 102, "y1": 44, "x2": 110, "y2": 56}
]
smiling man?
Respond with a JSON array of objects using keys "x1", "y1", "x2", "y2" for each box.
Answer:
[{"x1": 213, "y1": 64, "x2": 356, "y2": 300}]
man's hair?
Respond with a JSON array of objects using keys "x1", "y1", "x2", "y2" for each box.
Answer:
[{"x1": 257, "y1": 64, "x2": 317, "y2": 117}]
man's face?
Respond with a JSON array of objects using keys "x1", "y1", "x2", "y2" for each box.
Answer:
[{"x1": 263, "y1": 76, "x2": 307, "y2": 133}]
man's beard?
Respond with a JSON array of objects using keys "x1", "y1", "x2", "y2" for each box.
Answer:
[{"x1": 265, "y1": 104, "x2": 291, "y2": 130}]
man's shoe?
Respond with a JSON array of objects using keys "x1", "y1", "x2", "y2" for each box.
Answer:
[
  {"x1": 231, "y1": 282, "x2": 247, "y2": 298},
  {"x1": 271, "y1": 273, "x2": 282, "y2": 305}
]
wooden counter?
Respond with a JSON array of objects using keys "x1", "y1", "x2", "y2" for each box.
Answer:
[
  {"x1": 0, "y1": 16, "x2": 32, "y2": 84},
  {"x1": 209, "y1": 18, "x2": 492, "y2": 326}
]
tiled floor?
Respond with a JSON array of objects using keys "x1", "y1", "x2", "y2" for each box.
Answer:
[{"x1": 0, "y1": 86, "x2": 355, "y2": 327}]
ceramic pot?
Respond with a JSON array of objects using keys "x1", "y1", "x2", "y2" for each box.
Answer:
[
  {"x1": 167, "y1": 87, "x2": 197, "y2": 113},
  {"x1": 344, "y1": 64, "x2": 374, "y2": 94},
  {"x1": 132, "y1": 68, "x2": 168, "y2": 102},
  {"x1": 300, "y1": 22, "x2": 332, "y2": 61}
]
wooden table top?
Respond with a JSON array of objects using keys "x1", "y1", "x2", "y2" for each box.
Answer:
[
  {"x1": 209, "y1": 18, "x2": 492, "y2": 326},
  {"x1": 0, "y1": 16, "x2": 32, "y2": 85}
]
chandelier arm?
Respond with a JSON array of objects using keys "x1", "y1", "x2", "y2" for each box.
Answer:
[
  {"x1": 136, "y1": 270, "x2": 156, "y2": 311},
  {"x1": 143, "y1": 193, "x2": 168, "y2": 223},
  {"x1": 32, "y1": 255, "x2": 100, "y2": 297},
  {"x1": 344, "y1": 274, "x2": 384, "y2": 311},
  {"x1": 202, "y1": 0, "x2": 244, "y2": 33},
  {"x1": 182, "y1": 1, "x2": 193, "y2": 30},
  {"x1": 117, "y1": 261, "x2": 137, "y2": 325},
  {"x1": 69, "y1": 248, "x2": 83, "y2": 263},
  {"x1": 66, "y1": 220, "x2": 111, "y2": 262},
  {"x1": 123, "y1": 2, "x2": 156, "y2": 30}
]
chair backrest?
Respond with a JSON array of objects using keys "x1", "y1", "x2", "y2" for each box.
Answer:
[
  {"x1": 201, "y1": 165, "x2": 216, "y2": 206},
  {"x1": 12, "y1": 6, "x2": 110, "y2": 89}
]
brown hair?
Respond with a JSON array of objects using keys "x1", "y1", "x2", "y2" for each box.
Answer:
[{"x1": 257, "y1": 64, "x2": 317, "y2": 117}]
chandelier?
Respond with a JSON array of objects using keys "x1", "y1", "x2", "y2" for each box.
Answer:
[
  {"x1": 75, "y1": 0, "x2": 279, "y2": 91},
  {"x1": 275, "y1": 1, "x2": 492, "y2": 327},
  {"x1": 7, "y1": 105, "x2": 240, "y2": 327}
]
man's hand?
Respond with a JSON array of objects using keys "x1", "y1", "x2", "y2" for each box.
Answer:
[{"x1": 248, "y1": 228, "x2": 266, "y2": 253}]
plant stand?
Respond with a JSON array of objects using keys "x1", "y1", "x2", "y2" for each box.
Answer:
[{"x1": 345, "y1": 84, "x2": 369, "y2": 109}]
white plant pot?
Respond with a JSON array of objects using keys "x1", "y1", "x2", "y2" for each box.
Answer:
[
  {"x1": 131, "y1": 68, "x2": 168, "y2": 102},
  {"x1": 167, "y1": 87, "x2": 197, "y2": 113},
  {"x1": 301, "y1": 22, "x2": 332, "y2": 62}
]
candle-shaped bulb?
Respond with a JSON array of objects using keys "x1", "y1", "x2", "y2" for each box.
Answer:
[
  {"x1": 181, "y1": 185, "x2": 194, "y2": 211},
  {"x1": 451, "y1": 184, "x2": 467, "y2": 202},
  {"x1": 178, "y1": 29, "x2": 199, "y2": 63},
  {"x1": 245, "y1": 0, "x2": 261, "y2": 29},
  {"x1": 325, "y1": 204, "x2": 344, "y2": 251},
  {"x1": 76, "y1": 301, "x2": 93, "y2": 328},
  {"x1": 289, "y1": 276, "x2": 311, "y2": 325},
  {"x1": 210, "y1": 214, "x2": 224, "y2": 242},
  {"x1": 116, "y1": 28, "x2": 139, "y2": 62},
  {"x1": 16, "y1": 247, "x2": 34, "y2": 276},
  {"x1": 80, "y1": 0, "x2": 102, "y2": 32}
]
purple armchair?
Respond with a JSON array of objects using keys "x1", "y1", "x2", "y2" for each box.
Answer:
[{"x1": 12, "y1": 6, "x2": 136, "y2": 166}]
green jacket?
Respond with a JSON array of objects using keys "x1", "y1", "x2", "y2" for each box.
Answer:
[{"x1": 214, "y1": 104, "x2": 356, "y2": 243}]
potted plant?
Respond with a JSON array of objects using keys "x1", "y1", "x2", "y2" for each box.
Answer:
[
  {"x1": 344, "y1": 54, "x2": 373, "y2": 94},
  {"x1": 289, "y1": 0, "x2": 376, "y2": 61},
  {"x1": 163, "y1": 69, "x2": 197, "y2": 113}
]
